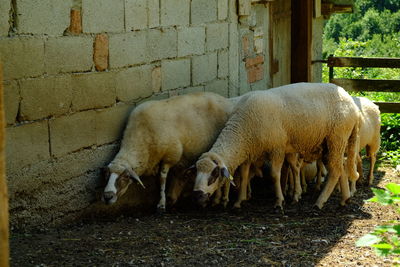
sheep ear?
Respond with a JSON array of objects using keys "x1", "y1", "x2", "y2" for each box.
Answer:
[
  {"x1": 221, "y1": 167, "x2": 235, "y2": 187},
  {"x1": 126, "y1": 169, "x2": 146, "y2": 189},
  {"x1": 183, "y1": 165, "x2": 196, "y2": 179},
  {"x1": 100, "y1": 167, "x2": 110, "y2": 178},
  {"x1": 221, "y1": 167, "x2": 230, "y2": 179}
]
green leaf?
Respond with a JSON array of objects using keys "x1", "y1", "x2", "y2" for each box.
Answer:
[
  {"x1": 356, "y1": 234, "x2": 381, "y2": 247},
  {"x1": 375, "y1": 247, "x2": 391, "y2": 257},
  {"x1": 370, "y1": 188, "x2": 393, "y2": 205},
  {"x1": 372, "y1": 243, "x2": 394, "y2": 250},
  {"x1": 386, "y1": 183, "x2": 400, "y2": 195}
]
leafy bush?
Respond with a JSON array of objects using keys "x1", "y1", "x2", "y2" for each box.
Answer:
[{"x1": 356, "y1": 183, "x2": 400, "y2": 264}]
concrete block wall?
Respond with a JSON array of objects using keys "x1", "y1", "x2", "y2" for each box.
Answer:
[{"x1": 0, "y1": 0, "x2": 241, "y2": 227}]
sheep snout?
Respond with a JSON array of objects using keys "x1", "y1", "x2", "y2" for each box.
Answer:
[
  {"x1": 192, "y1": 190, "x2": 209, "y2": 207},
  {"x1": 102, "y1": 191, "x2": 117, "y2": 205}
]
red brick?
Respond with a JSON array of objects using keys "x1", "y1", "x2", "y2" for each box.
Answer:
[
  {"x1": 245, "y1": 54, "x2": 264, "y2": 68},
  {"x1": 68, "y1": 9, "x2": 82, "y2": 34},
  {"x1": 247, "y1": 64, "x2": 264, "y2": 83},
  {"x1": 94, "y1": 33, "x2": 109, "y2": 71}
]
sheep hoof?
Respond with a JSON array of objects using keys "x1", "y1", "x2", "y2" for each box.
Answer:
[
  {"x1": 313, "y1": 202, "x2": 324, "y2": 210},
  {"x1": 156, "y1": 205, "x2": 166, "y2": 215},
  {"x1": 230, "y1": 206, "x2": 242, "y2": 215}
]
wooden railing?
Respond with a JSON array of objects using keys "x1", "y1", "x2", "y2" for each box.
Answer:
[{"x1": 327, "y1": 56, "x2": 400, "y2": 113}]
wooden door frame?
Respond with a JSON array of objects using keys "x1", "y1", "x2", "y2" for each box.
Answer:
[{"x1": 291, "y1": 0, "x2": 313, "y2": 83}]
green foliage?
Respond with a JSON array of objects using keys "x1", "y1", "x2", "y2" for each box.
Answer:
[
  {"x1": 323, "y1": 0, "x2": 400, "y2": 167},
  {"x1": 357, "y1": 183, "x2": 400, "y2": 263}
]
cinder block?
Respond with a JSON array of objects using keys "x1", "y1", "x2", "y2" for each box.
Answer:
[
  {"x1": 147, "y1": 28, "x2": 177, "y2": 62},
  {"x1": 218, "y1": 0, "x2": 228, "y2": 20},
  {"x1": 179, "y1": 86, "x2": 204, "y2": 95},
  {"x1": 3, "y1": 81, "x2": 20, "y2": 125},
  {"x1": 125, "y1": 0, "x2": 147, "y2": 31},
  {"x1": 218, "y1": 50, "x2": 229, "y2": 78},
  {"x1": 115, "y1": 65, "x2": 153, "y2": 102},
  {"x1": 109, "y1": 31, "x2": 148, "y2": 68},
  {"x1": 161, "y1": 59, "x2": 190, "y2": 90},
  {"x1": 0, "y1": 0, "x2": 11, "y2": 36},
  {"x1": 178, "y1": 26, "x2": 205, "y2": 57},
  {"x1": 152, "y1": 66, "x2": 161, "y2": 93},
  {"x1": 72, "y1": 72, "x2": 116, "y2": 111},
  {"x1": 82, "y1": 0, "x2": 124, "y2": 33},
  {"x1": 0, "y1": 37, "x2": 44, "y2": 80},
  {"x1": 148, "y1": 0, "x2": 160, "y2": 28},
  {"x1": 19, "y1": 76, "x2": 73, "y2": 121},
  {"x1": 192, "y1": 53, "x2": 217, "y2": 85},
  {"x1": 205, "y1": 79, "x2": 229, "y2": 97},
  {"x1": 191, "y1": 0, "x2": 217, "y2": 24},
  {"x1": 207, "y1": 23, "x2": 229, "y2": 51},
  {"x1": 229, "y1": 22, "x2": 240, "y2": 97},
  {"x1": 45, "y1": 36, "x2": 93, "y2": 74},
  {"x1": 160, "y1": 0, "x2": 190, "y2": 26},
  {"x1": 94, "y1": 33, "x2": 109, "y2": 71},
  {"x1": 95, "y1": 103, "x2": 134, "y2": 145},
  {"x1": 16, "y1": 0, "x2": 72, "y2": 35},
  {"x1": 6, "y1": 121, "x2": 50, "y2": 169},
  {"x1": 50, "y1": 110, "x2": 97, "y2": 157}
]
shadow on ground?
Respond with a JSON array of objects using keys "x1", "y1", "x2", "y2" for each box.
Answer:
[{"x1": 10, "y1": 165, "x2": 398, "y2": 266}]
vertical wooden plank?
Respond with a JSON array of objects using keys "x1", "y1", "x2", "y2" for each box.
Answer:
[
  {"x1": 239, "y1": 0, "x2": 251, "y2": 16},
  {"x1": 291, "y1": 0, "x2": 313, "y2": 83},
  {"x1": 270, "y1": 0, "x2": 292, "y2": 87},
  {"x1": 0, "y1": 59, "x2": 9, "y2": 267}
]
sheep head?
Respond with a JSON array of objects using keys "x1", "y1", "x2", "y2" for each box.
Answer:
[
  {"x1": 102, "y1": 163, "x2": 145, "y2": 205},
  {"x1": 192, "y1": 152, "x2": 231, "y2": 207}
]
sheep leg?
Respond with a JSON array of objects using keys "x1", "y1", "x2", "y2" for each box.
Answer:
[
  {"x1": 234, "y1": 162, "x2": 251, "y2": 209},
  {"x1": 157, "y1": 164, "x2": 170, "y2": 211},
  {"x1": 366, "y1": 145, "x2": 377, "y2": 186},
  {"x1": 315, "y1": 160, "x2": 324, "y2": 191},
  {"x1": 315, "y1": 139, "x2": 348, "y2": 209},
  {"x1": 300, "y1": 166, "x2": 307, "y2": 194},
  {"x1": 356, "y1": 153, "x2": 364, "y2": 185},
  {"x1": 286, "y1": 153, "x2": 302, "y2": 203},
  {"x1": 346, "y1": 125, "x2": 360, "y2": 198},
  {"x1": 211, "y1": 187, "x2": 222, "y2": 207},
  {"x1": 270, "y1": 154, "x2": 285, "y2": 210},
  {"x1": 281, "y1": 162, "x2": 289, "y2": 196},
  {"x1": 247, "y1": 180, "x2": 252, "y2": 200},
  {"x1": 221, "y1": 180, "x2": 230, "y2": 208}
]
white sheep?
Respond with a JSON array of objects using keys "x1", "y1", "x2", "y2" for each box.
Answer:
[
  {"x1": 352, "y1": 96, "x2": 381, "y2": 186},
  {"x1": 192, "y1": 83, "x2": 361, "y2": 210},
  {"x1": 102, "y1": 92, "x2": 237, "y2": 212}
]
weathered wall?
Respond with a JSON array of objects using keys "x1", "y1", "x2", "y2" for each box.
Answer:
[
  {"x1": 0, "y1": 0, "x2": 243, "y2": 228},
  {"x1": 0, "y1": 0, "x2": 323, "y2": 228}
]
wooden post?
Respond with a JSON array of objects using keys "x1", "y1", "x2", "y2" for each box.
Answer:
[
  {"x1": 0, "y1": 59, "x2": 9, "y2": 267},
  {"x1": 291, "y1": 0, "x2": 313, "y2": 83}
]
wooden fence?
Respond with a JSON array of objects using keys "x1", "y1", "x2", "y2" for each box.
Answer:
[{"x1": 327, "y1": 56, "x2": 400, "y2": 113}]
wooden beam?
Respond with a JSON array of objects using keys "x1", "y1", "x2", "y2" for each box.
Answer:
[
  {"x1": 328, "y1": 56, "x2": 400, "y2": 68},
  {"x1": 330, "y1": 78, "x2": 400, "y2": 92},
  {"x1": 321, "y1": 3, "x2": 353, "y2": 16},
  {"x1": 374, "y1": 102, "x2": 400, "y2": 113},
  {"x1": 0, "y1": 60, "x2": 9, "y2": 267},
  {"x1": 291, "y1": 0, "x2": 312, "y2": 83}
]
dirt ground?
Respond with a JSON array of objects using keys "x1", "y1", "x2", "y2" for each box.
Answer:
[{"x1": 10, "y1": 165, "x2": 400, "y2": 267}]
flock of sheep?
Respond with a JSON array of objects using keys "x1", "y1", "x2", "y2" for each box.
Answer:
[{"x1": 102, "y1": 82, "x2": 381, "y2": 213}]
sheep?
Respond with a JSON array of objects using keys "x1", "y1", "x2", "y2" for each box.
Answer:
[
  {"x1": 102, "y1": 92, "x2": 238, "y2": 212},
  {"x1": 352, "y1": 96, "x2": 381, "y2": 187},
  {"x1": 300, "y1": 159, "x2": 327, "y2": 193},
  {"x1": 192, "y1": 82, "x2": 361, "y2": 210}
]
